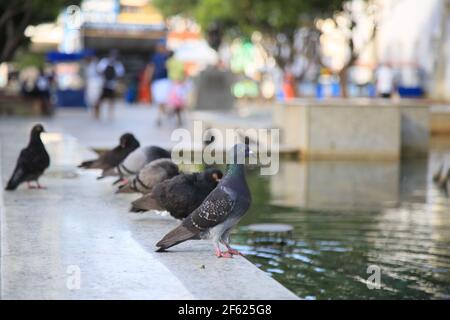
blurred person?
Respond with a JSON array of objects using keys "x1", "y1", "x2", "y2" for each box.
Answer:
[
  {"x1": 94, "y1": 50, "x2": 125, "y2": 120},
  {"x1": 148, "y1": 39, "x2": 171, "y2": 126},
  {"x1": 125, "y1": 75, "x2": 139, "y2": 104},
  {"x1": 376, "y1": 63, "x2": 395, "y2": 99},
  {"x1": 282, "y1": 72, "x2": 297, "y2": 100},
  {"x1": 167, "y1": 55, "x2": 188, "y2": 127},
  {"x1": 138, "y1": 64, "x2": 152, "y2": 103},
  {"x1": 84, "y1": 55, "x2": 102, "y2": 110},
  {"x1": 34, "y1": 67, "x2": 53, "y2": 116}
]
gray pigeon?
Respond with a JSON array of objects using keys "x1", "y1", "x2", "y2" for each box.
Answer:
[
  {"x1": 98, "y1": 146, "x2": 171, "y2": 183},
  {"x1": 5, "y1": 124, "x2": 50, "y2": 190},
  {"x1": 156, "y1": 144, "x2": 252, "y2": 258},
  {"x1": 116, "y1": 159, "x2": 179, "y2": 194}
]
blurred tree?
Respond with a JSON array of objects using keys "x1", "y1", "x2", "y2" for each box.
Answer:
[
  {"x1": 154, "y1": 0, "x2": 345, "y2": 66},
  {"x1": 318, "y1": 0, "x2": 379, "y2": 97},
  {"x1": 0, "y1": 0, "x2": 79, "y2": 62},
  {"x1": 155, "y1": 0, "x2": 378, "y2": 97}
]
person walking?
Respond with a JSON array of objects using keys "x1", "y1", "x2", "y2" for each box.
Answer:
[
  {"x1": 35, "y1": 67, "x2": 53, "y2": 116},
  {"x1": 93, "y1": 50, "x2": 125, "y2": 119},
  {"x1": 84, "y1": 55, "x2": 103, "y2": 111},
  {"x1": 167, "y1": 55, "x2": 188, "y2": 127},
  {"x1": 376, "y1": 63, "x2": 395, "y2": 98},
  {"x1": 148, "y1": 39, "x2": 171, "y2": 126}
]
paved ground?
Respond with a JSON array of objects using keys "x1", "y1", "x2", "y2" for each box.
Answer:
[
  {"x1": 12, "y1": 104, "x2": 194, "y2": 151},
  {"x1": 0, "y1": 112, "x2": 298, "y2": 300},
  {"x1": 0, "y1": 103, "x2": 274, "y2": 152}
]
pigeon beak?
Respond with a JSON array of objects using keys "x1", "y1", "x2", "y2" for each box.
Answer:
[{"x1": 213, "y1": 173, "x2": 221, "y2": 182}]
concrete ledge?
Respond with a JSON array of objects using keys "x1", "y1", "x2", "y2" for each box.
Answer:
[
  {"x1": 270, "y1": 160, "x2": 400, "y2": 211},
  {"x1": 400, "y1": 104, "x2": 430, "y2": 157},
  {"x1": 431, "y1": 105, "x2": 450, "y2": 135},
  {"x1": 274, "y1": 100, "x2": 401, "y2": 160},
  {"x1": 274, "y1": 99, "x2": 431, "y2": 160},
  {"x1": 0, "y1": 124, "x2": 298, "y2": 300}
]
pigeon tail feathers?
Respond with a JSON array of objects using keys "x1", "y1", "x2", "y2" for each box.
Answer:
[
  {"x1": 131, "y1": 195, "x2": 163, "y2": 212},
  {"x1": 5, "y1": 167, "x2": 25, "y2": 191},
  {"x1": 156, "y1": 225, "x2": 198, "y2": 251},
  {"x1": 116, "y1": 183, "x2": 136, "y2": 194}
]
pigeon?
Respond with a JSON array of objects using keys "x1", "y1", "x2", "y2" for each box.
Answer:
[
  {"x1": 130, "y1": 168, "x2": 223, "y2": 219},
  {"x1": 116, "y1": 159, "x2": 179, "y2": 194},
  {"x1": 78, "y1": 133, "x2": 140, "y2": 171},
  {"x1": 5, "y1": 124, "x2": 50, "y2": 191},
  {"x1": 98, "y1": 146, "x2": 171, "y2": 183},
  {"x1": 156, "y1": 144, "x2": 252, "y2": 258}
]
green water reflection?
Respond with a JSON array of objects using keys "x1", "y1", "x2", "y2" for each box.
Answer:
[{"x1": 231, "y1": 147, "x2": 450, "y2": 299}]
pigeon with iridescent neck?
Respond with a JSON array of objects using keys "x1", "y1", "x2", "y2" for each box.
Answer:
[{"x1": 156, "y1": 144, "x2": 252, "y2": 258}]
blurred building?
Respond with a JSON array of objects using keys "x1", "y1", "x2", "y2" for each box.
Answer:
[
  {"x1": 26, "y1": 0, "x2": 167, "y2": 81},
  {"x1": 80, "y1": 0, "x2": 165, "y2": 54},
  {"x1": 376, "y1": 0, "x2": 447, "y2": 98}
]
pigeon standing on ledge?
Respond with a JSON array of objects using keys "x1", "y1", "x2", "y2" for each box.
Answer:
[
  {"x1": 130, "y1": 168, "x2": 223, "y2": 219},
  {"x1": 98, "y1": 146, "x2": 171, "y2": 183},
  {"x1": 156, "y1": 144, "x2": 252, "y2": 258},
  {"x1": 5, "y1": 124, "x2": 50, "y2": 191},
  {"x1": 78, "y1": 133, "x2": 140, "y2": 171}
]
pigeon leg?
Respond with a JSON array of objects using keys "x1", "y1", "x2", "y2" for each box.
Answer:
[
  {"x1": 225, "y1": 244, "x2": 242, "y2": 256},
  {"x1": 36, "y1": 181, "x2": 47, "y2": 189},
  {"x1": 112, "y1": 178, "x2": 124, "y2": 186},
  {"x1": 221, "y1": 233, "x2": 242, "y2": 256},
  {"x1": 214, "y1": 243, "x2": 233, "y2": 259},
  {"x1": 27, "y1": 182, "x2": 36, "y2": 189}
]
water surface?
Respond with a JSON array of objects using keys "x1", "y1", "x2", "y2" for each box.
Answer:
[{"x1": 233, "y1": 139, "x2": 450, "y2": 299}]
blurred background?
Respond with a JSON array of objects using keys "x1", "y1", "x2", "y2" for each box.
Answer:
[
  {"x1": 2, "y1": 0, "x2": 450, "y2": 109},
  {"x1": 1, "y1": 0, "x2": 450, "y2": 300}
]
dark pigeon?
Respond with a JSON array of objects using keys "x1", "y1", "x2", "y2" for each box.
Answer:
[
  {"x1": 156, "y1": 144, "x2": 252, "y2": 258},
  {"x1": 5, "y1": 124, "x2": 50, "y2": 190},
  {"x1": 130, "y1": 168, "x2": 223, "y2": 219},
  {"x1": 78, "y1": 133, "x2": 140, "y2": 171}
]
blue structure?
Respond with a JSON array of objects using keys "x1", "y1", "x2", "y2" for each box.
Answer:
[{"x1": 46, "y1": 50, "x2": 94, "y2": 107}]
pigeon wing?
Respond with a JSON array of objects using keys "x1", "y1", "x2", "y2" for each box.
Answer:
[
  {"x1": 6, "y1": 145, "x2": 49, "y2": 190},
  {"x1": 185, "y1": 186, "x2": 236, "y2": 233},
  {"x1": 155, "y1": 186, "x2": 235, "y2": 251}
]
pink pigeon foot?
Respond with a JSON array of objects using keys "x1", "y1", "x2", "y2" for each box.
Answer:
[
  {"x1": 36, "y1": 181, "x2": 46, "y2": 189},
  {"x1": 215, "y1": 249, "x2": 233, "y2": 259},
  {"x1": 226, "y1": 248, "x2": 242, "y2": 256}
]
